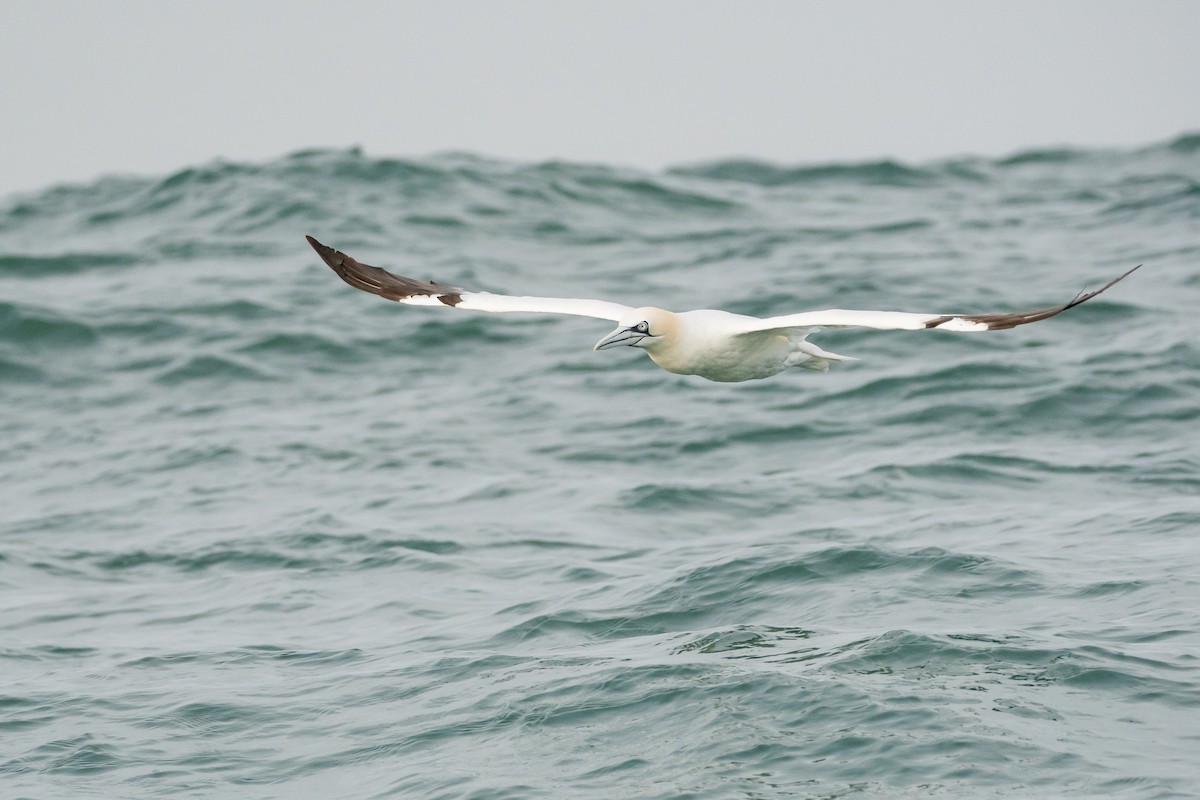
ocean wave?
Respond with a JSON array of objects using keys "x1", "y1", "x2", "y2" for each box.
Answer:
[
  {"x1": 0, "y1": 302, "x2": 97, "y2": 349},
  {"x1": 152, "y1": 354, "x2": 277, "y2": 385},
  {"x1": 2, "y1": 135, "x2": 1194, "y2": 258},
  {"x1": 670, "y1": 158, "x2": 946, "y2": 187},
  {"x1": 552, "y1": 170, "x2": 740, "y2": 212},
  {"x1": 0, "y1": 356, "x2": 45, "y2": 382},
  {"x1": 0, "y1": 251, "x2": 143, "y2": 276},
  {"x1": 489, "y1": 545, "x2": 1045, "y2": 647},
  {"x1": 235, "y1": 331, "x2": 364, "y2": 364},
  {"x1": 1165, "y1": 131, "x2": 1200, "y2": 153},
  {"x1": 95, "y1": 547, "x2": 320, "y2": 573},
  {"x1": 996, "y1": 146, "x2": 1092, "y2": 166},
  {"x1": 1101, "y1": 179, "x2": 1200, "y2": 217}
]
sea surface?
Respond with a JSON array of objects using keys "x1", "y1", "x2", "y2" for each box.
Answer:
[{"x1": 2, "y1": 135, "x2": 1199, "y2": 799}]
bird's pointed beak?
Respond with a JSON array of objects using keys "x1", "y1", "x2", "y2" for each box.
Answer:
[{"x1": 594, "y1": 327, "x2": 644, "y2": 351}]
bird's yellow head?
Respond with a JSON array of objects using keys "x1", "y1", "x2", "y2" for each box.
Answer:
[{"x1": 594, "y1": 307, "x2": 677, "y2": 351}]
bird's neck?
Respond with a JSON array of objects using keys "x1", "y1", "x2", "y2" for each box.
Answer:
[
  {"x1": 646, "y1": 343, "x2": 693, "y2": 375},
  {"x1": 643, "y1": 317, "x2": 698, "y2": 376}
]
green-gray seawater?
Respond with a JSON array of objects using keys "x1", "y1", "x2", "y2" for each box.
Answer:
[{"x1": 2, "y1": 137, "x2": 1199, "y2": 798}]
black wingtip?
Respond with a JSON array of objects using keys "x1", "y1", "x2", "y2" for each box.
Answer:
[
  {"x1": 1062, "y1": 263, "x2": 1142, "y2": 312},
  {"x1": 305, "y1": 235, "x2": 465, "y2": 305},
  {"x1": 305, "y1": 234, "x2": 326, "y2": 253},
  {"x1": 924, "y1": 263, "x2": 1143, "y2": 331},
  {"x1": 305, "y1": 235, "x2": 344, "y2": 269}
]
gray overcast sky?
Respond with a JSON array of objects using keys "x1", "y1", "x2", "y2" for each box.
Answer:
[{"x1": 3, "y1": 0, "x2": 1198, "y2": 196}]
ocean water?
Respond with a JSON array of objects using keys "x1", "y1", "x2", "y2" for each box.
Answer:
[{"x1": 2, "y1": 135, "x2": 1199, "y2": 799}]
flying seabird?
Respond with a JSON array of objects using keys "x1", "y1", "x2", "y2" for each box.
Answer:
[{"x1": 306, "y1": 236, "x2": 1138, "y2": 383}]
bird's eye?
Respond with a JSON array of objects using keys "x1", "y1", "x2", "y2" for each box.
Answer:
[{"x1": 634, "y1": 321, "x2": 650, "y2": 334}]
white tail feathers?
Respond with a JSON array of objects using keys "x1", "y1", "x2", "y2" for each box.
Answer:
[{"x1": 792, "y1": 340, "x2": 858, "y2": 372}]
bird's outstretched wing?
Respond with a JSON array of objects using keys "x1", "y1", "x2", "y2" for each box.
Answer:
[
  {"x1": 735, "y1": 266, "x2": 1140, "y2": 336},
  {"x1": 307, "y1": 236, "x2": 632, "y2": 321}
]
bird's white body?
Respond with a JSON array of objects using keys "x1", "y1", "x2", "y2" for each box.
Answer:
[
  {"x1": 627, "y1": 308, "x2": 839, "y2": 382},
  {"x1": 306, "y1": 236, "x2": 1139, "y2": 383}
]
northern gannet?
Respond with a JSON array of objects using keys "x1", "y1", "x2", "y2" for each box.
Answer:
[{"x1": 307, "y1": 236, "x2": 1138, "y2": 383}]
